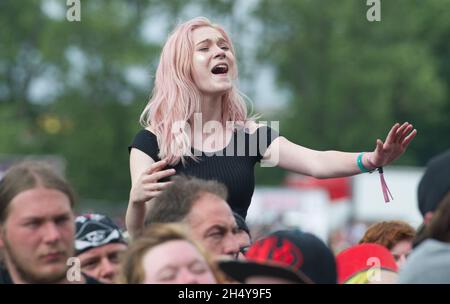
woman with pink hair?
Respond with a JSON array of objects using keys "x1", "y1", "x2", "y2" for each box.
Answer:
[{"x1": 126, "y1": 16, "x2": 416, "y2": 238}]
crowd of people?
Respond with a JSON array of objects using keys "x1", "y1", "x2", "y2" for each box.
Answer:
[
  {"x1": 1, "y1": 148, "x2": 449, "y2": 284},
  {"x1": 1, "y1": 16, "x2": 448, "y2": 284}
]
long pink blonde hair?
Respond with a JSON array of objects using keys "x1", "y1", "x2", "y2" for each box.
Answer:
[{"x1": 139, "y1": 17, "x2": 253, "y2": 165}]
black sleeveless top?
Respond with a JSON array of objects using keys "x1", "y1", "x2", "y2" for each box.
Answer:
[{"x1": 129, "y1": 126, "x2": 279, "y2": 219}]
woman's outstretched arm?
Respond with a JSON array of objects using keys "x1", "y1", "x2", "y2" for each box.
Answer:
[{"x1": 264, "y1": 122, "x2": 417, "y2": 178}]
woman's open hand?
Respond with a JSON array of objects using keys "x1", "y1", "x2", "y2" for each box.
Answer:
[{"x1": 367, "y1": 122, "x2": 417, "y2": 168}]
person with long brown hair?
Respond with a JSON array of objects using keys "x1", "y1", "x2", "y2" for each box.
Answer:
[{"x1": 0, "y1": 161, "x2": 99, "y2": 284}]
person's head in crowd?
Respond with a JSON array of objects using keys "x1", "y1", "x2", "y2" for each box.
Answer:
[
  {"x1": 398, "y1": 196, "x2": 450, "y2": 284},
  {"x1": 359, "y1": 220, "x2": 415, "y2": 269},
  {"x1": 413, "y1": 192, "x2": 450, "y2": 246},
  {"x1": 219, "y1": 229, "x2": 337, "y2": 284},
  {"x1": 397, "y1": 198, "x2": 450, "y2": 284},
  {"x1": 145, "y1": 176, "x2": 240, "y2": 258},
  {"x1": 336, "y1": 243, "x2": 398, "y2": 284},
  {"x1": 118, "y1": 223, "x2": 223, "y2": 284},
  {"x1": 418, "y1": 149, "x2": 450, "y2": 225},
  {"x1": 233, "y1": 212, "x2": 251, "y2": 260},
  {"x1": 0, "y1": 161, "x2": 77, "y2": 284},
  {"x1": 75, "y1": 213, "x2": 128, "y2": 284}
]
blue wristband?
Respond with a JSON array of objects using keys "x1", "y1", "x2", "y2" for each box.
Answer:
[{"x1": 357, "y1": 152, "x2": 371, "y2": 173}]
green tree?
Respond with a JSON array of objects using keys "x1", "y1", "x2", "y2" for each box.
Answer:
[{"x1": 253, "y1": 0, "x2": 449, "y2": 168}]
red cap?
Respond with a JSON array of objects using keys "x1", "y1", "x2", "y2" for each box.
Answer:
[{"x1": 336, "y1": 243, "x2": 398, "y2": 284}]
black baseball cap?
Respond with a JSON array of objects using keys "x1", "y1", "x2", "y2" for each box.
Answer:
[
  {"x1": 418, "y1": 149, "x2": 450, "y2": 216},
  {"x1": 219, "y1": 229, "x2": 337, "y2": 284}
]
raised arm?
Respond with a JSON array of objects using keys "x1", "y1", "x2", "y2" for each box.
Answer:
[
  {"x1": 263, "y1": 122, "x2": 417, "y2": 178},
  {"x1": 126, "y1": 149, "x2": 175, "y2": 239}
]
